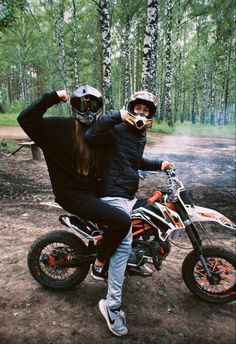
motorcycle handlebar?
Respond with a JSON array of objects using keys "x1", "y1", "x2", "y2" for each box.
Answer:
[{"x1": 165, "y1": 168, "x2": 176, "y2": 178}]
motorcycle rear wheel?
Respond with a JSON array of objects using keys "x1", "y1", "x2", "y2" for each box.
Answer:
[
  {"x1": 182, "y1": 246, "x2": 236, "y2": 304},
  {"x1": 27, "y1": 230, "x2": 91, "y2": 290}
]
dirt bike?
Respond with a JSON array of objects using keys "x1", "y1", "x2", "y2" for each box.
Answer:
[{"x1": 27, "y1": 168, "x2": 236, "y2": 304}]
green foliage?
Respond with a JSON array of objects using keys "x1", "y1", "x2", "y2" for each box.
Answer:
[
  {"x1": 0, "y1": 103, "x2": 70, "y2": 126},
  {"x1": 0, "y1": 112, "x2": 18, "y2": 126},
  {"x1": 0, "y1": 0, "x2": 235, "y2": 128},
  {"x1": 0, "y1": 139, "x2": 18, "y2": 153},
  {"x1": 0, "y1": 0, "x2": 26, "y2": 32}
]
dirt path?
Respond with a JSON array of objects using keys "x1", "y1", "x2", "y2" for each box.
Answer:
[
  {"x1": 0, "y1": 126, "x2": 28, "y2": 140},
  {"x1": 0, "y1": 132, "x2": 235, "y2": 344}
]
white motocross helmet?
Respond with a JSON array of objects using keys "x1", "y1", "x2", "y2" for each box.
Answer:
[{"x1": 70, "y1": 85, "x2": 103, "y2": 126}]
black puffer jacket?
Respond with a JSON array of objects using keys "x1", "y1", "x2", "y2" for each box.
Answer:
[{"x1": 85, "y1": 111, "x2": 163, "y2": 199}]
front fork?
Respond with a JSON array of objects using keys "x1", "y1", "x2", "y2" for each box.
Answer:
[
  {"x1": 175, "y1": 201, "x2": 213, "y2": 279},
  {"x1": 185, "y1": 222, "x2": 212, "y2": 279}
]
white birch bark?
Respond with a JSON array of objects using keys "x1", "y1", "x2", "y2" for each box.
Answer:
[
  {"x1": 210, "y1": 60, "x2": 217, "y2": 126},
  {"x1": 72, "y1": 0, "x2": 79, "y2": 88},
  {"x1": 124, "y1": 12, "x2": 130, "y2": 107},
  {"x1": 223, "y1": 39, "x2": 232, "y2": 125},
  {"x1": 191, "y1": 19, "x2": 201, "y2": 124},
  {"x1": 17, "y1": 45, "x2": 25, "y2": 100},
  {"x1": 99, "y1": 0, "x2": 113, "y2": 112},
  {"x1": 200, "y1": 33, "x2": 209, "y2": 124},
  {"x1": 50, "y1": 0, "x2": 67, "y2": 89},
  {"x1": 164, "y1": 0, "x2": 173, "y2": 126},
  {"x1": 141, "y1": 0, "x2": 159, "y2": 92}
]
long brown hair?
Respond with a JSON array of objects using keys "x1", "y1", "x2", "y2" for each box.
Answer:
[{"x1": 73, "y1": 120, "x2": 95, "y2": 176}]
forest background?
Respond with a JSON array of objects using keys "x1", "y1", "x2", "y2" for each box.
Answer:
[{"x1": 0, "y1": 0, "x2": 235, "y2": 132}]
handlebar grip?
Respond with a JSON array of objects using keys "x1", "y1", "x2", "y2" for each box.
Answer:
[{"x1": 147, "y1": 191, "x2": 162, "y2": 204}]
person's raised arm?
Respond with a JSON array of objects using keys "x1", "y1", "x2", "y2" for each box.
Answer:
[
  {"x1": 17, "y1": 90, "x2": 68, "y2": 142},
  {"x1": 84, "y1": 110, "x2": 128, "y2": 146}
]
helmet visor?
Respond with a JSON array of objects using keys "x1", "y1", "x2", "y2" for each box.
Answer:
[{"x1": 71, "y1": 95, "x2": 101, "y2": 114}]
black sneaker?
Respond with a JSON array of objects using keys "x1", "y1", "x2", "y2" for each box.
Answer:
[{"x1": 91, "y1": 264, "x2": 108, "y2": 281}]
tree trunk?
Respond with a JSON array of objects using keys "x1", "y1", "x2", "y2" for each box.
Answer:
[
  {"x1": 210, "y1": 60, "x2": 217, "y2": 126},
  {"x1": 200, "y1": 33, "x2": 209, "y2": 124},
  {"x1": 17, "y1": 45, "x2": 25, "y2": 100},
  {"x1": 173, "y1": 0, "x2": 181, "y2": 123},
  {"x1": 150, "y1": 0, "x2": 159, "y2": 95},
  {"x1": 98, "y1": 0, "x2": 113, "y2": 113},
  {"x1": 58, "y1": 4, "x2": 67, "y2": 89},
  {"x1": 191, "y1": 20, "x2": 201, "y2": 124},
  {"x1": 72, "y1": 0, "x2": 79, "y2": 88},
  {"x1": 224, "y1": 39, "x2": 232, "y2": 125},
  {"x1": 50, "y1": 0, "x2": 67, "y2": 89},
  {"x1": 164, "y1": 0, "x2": 173, "y2": 126},
  {"x1": 141, "y1": 0, "x2": 159, "y2": 92},
  {"x1": 124, "y1": 9, "x2": 130, "y2": 107},
  {"x1": 133, "y1": 45, "x2": 137, "y2": 93}
]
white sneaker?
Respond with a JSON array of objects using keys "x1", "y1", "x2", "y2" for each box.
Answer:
[
  {"x1": 99, "y1": 299, "x2": 128, "y2": 336},
  {"x1": 127, "y1": 264, "x2": 153, "y2": 276}
]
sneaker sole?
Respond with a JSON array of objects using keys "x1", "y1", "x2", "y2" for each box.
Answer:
[
  {"x1": 99, "y1": 299, "x2": 128, "y2": 337},
  {"x1": 91, "y1": 271, "x2": 106, "y2": 282}
]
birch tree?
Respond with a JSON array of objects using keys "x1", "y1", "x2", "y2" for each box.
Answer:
[
  {"x1": 71, "y1": 0, "x2": 79, "y2": 88},
  {"x1": 98, "y1": 0, "x2": 113, "y2": 112},
  {"x1": 223, "y1": 38, "x2": 232, "y2": 125},
  {"x1": 50, "y1": 0, "x2": 68, "y2": 89},
  {"x1": 191, "y1": 19, "x2": 201, "y2": 124},
  {"x1": 123, "y1": 1, "x2": 131, "y2": 107},
  {"x1": 200, "y1": 32, "x2": 209, "y2": 124},
  {"x1": 172, "y1": 0, "x2": 181, "y2": 123},
  {"x1": 141, "y1": 0, "x2": 159, "y2": 92},
  {"x1": 164, "y1": 0, "x2": 173, "y2": 126},
  {"x1": 209, "y1": 60, "x2": 217, "y2": 126},
  {"x1": 218, "y1": 43, "x2": 228, "y2": 128}
]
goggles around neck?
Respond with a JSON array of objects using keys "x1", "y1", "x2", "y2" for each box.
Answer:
[{"x1": 128, "y1": 112, "x2": 153, "y2": 129}]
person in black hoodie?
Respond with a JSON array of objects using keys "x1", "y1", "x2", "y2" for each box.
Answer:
[
  {"x1": 85, "y1": 90, "x2": 173, "y2": 336},
  {"x1": 18, "y1": 85, "x2": 136, "y2": 336}
]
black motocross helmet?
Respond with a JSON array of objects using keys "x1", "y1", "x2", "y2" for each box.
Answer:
[{"x1": 70, "y1": 84, "x2": 103, "y2": 126}]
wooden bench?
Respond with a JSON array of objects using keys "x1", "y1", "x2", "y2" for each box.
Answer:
[{"x1": 11, "y1": 141, "x2": 42, "y2": 161}]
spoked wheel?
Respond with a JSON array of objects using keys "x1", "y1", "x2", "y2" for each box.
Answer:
[
  {"x1": 27, "y1": 230, "x2": 91, "y2": 290},
  {"x1": 182, "y1": 246, "x2": 236, "y2": 303}
]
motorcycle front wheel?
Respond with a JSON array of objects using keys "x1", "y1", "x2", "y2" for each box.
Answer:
[
  {"x1": 182, "y1": 246, "x2": 236, "y2": 304},
  {"x1": 27, "y1": 230, "x2": 91, "y2": 290}
]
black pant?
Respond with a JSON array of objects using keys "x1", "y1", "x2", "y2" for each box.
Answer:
[{"x1": 59, "y1": 193, "x2": 131, "y2": 262}]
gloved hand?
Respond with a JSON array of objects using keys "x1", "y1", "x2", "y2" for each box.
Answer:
[{"x1": 161, "y1": 161, "x2": 174, "y2": 171}]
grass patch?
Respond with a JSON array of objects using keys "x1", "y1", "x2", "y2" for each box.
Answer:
[
  {"x1": 0, "y1": 112, "x2": 235, "y2": 138},
  {"x1": 0, "y1": 105, "x2": 70, "y2": 126},
  {"x1": 0, "y1": 139, "x2": 19, "y2": 153},
  {"x1": 149, "y1": 121, "x2": 236, "y2": 138},
  {"x1": 0, "y1": 113, "x2": 19, "y2": 126}
]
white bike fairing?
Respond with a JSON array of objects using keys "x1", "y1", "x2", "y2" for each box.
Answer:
[{"x1": 187, "y1": 205, "x2": 236, "y2": 230}]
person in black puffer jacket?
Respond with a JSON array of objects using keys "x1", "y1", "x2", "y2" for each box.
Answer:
[
  {"x1": 85, "y1": 91, "x2": 172, "y2": 199},
  {"x1": 85, "y1": 91, "x2": 174, "y2": 335}
]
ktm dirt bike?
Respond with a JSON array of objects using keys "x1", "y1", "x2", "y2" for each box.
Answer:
[{"x1": 27, "y1": 169, "x2": 236, "y2": 304}]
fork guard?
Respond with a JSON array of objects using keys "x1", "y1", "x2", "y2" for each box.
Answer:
[{"x1": 187, "y1": 205, "x2": 236, "y2": 230}]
